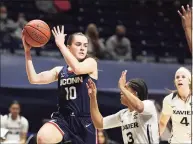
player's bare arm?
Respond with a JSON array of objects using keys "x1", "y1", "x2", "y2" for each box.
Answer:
[
  {"x1": 159, "y1": 96, "x2": 172, "y2": 136},
  {"x1": 86, "y1": 79, "x2": 103, "y2": 129},
  {"x1": 178, "y1": 5, "x2": 192, "y2": 52},
  {"x1": 118, "y1": 70, "x2": 144, "y2": 113},
  {"x1": 20, "y1": 132, "x2": 27, "y2": 144},
  {"x1": 159, "y1": 113, "x2": 170, "y2": 136},
  {"x1": 22, "y1": 35, "x2": 62, "y2": 84},
  {"x1": 52, "y1": 26, "x2": 97, "y2": 75}
]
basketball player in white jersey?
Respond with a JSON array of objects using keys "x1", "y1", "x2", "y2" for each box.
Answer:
[
  {"x1": 0, "y1": 101, "x2": 29, "y2": 144},
  {"x1": 87, "y1": 70, "x2": 159, "y2": 144},
  {"x1": 159, "y1": 67, "x2": 192, "y2": 144},
  {"x1": 178, "y1": 4, "x2": 192, "y2": 53},
  {"x1": 0, "y1": 115, "x2": 9, "y2": 143}
]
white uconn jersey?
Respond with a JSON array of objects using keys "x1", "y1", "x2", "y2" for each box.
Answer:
[
  {"x1": 162, "y1": 93, "x2": 193, "y2": 144},
  {"x1": 103, "y1": 100, "x2": 159, "y2": 144}
]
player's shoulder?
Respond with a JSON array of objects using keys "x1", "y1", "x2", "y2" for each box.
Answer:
[
  {"x1": 117, "y1": 108, "x2": 129, "y2": 117},
  {"x1": 84, "y1": 57, "x2": 97, "y2": 64},
  {"x1": 163, "y1": 93, "x2": 176, "y2": 102},
  {"x1": 54, "y1": 66, "x2": 63, "y2": 71},
  {"x1": 142, "y1": 100, "x2": 157, "y2": 111},
  {"x1": 123, "y1": 37, "x2": 131, "y2": 43},
  {"x1": 1, "y1": 114, "x2": 8, "y2": 120},
  {"x1": 107, "y1": 35, "x2": 115, "y2": 41},
  {"x1": 20, "y1": 116, "x2": 29, "y2": 124},
  {"x1": 1, "y1": 115, "x2": 9, "y2": 124},
  {"x1": 142, "y1": 100, "x2": 155, "y2": 105},
  {"x1": 52, "y1": 66, "x2": 63, "y2": 74}
]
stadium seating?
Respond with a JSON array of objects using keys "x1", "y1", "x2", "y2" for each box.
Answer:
[{"x1": 2, "y1": 0, "x2": 191, "y2": 62}]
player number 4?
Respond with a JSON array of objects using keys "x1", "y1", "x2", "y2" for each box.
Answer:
[
  {"x1": 65, "y1": 86, "x2": 77, "y2": 100},
  {"x1": 180, "y1": 117, "x2": 189, "y2": 126}
]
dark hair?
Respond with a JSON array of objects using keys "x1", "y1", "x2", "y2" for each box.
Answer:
[
  {"x1": 67, "y1": 32, "x2": 88, "y2": 46},
  {"x1": 127, "y1": 78, "x2": 148, "y2": 101},
  {"x1": 9, "y1": 100, "x2": 20, "y2": 108}
]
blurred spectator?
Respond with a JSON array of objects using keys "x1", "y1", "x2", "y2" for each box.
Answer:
[
  {"x1": 35, "y1": 0, "x2": 57, "y2": 14},
  {"x1": 0, "y1": 5, "x2": 18, "y2": 32},
  {"x1": 85, "y1": 23, "x2": 106, "y2": 59},
  {"x1": 54, "y1": 0, "x2": 71, "y2": 12},
  {"x1": 98, "y1": 130, "x2": 119, "y2": 144},
  {"x1": 106, "y1": 25, "x2": 132, "y2": 61},
  {"x1": 12, "y1": 13, "x2": 27, "y2": 40},
  {"x1": 0, "y1": 115, "x2": 9, "y2": 143},
  {"x1": 0, "y1": 5, "x2": 18, "y2": 53},
  {"x1": 1, "y1": 100, "x2": 29, "y2": 144},
  {"x1": 11, "y1": 13, "x2": 27, "y2": 50}
]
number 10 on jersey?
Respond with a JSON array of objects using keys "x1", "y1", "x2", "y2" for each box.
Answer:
[{"x1": 65, "y1": 86, "x2": 77, "y2": 100}]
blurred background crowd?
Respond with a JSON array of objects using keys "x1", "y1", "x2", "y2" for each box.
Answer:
[
  {"x1": 0, "y1": 0, "x2": 191, "y2": 63},
  {"x1": 0, "y1": 0, "x2": 192, "y2": 144}
]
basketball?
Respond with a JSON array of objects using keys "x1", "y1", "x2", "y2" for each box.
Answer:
[{"x1": 23, "y1": 20, "x2": 51, "y2": 47}]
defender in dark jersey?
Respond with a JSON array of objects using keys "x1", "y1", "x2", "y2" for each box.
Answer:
[{"x1": 22, "y1": 25, "x2": 98, "y2": 144}]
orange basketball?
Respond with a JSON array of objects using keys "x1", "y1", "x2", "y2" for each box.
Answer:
[{"x1": 23, "y1": 20, "x2": 51, "y2": 47}]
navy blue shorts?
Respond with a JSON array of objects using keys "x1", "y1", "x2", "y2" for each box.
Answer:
[{"x1": 48, "y1": 112, "x2": 97, "y2": 144}]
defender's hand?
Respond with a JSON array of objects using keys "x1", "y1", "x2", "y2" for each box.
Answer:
[
  {"x1": 178, "y1": 5, "x2": 192, "y2": 29},
  {"x1": 118, "y1": 70, "x2": 127, "y2": 89},
  {"x1": 86, "y1": 78, "x2": 97, "y2": 98}
]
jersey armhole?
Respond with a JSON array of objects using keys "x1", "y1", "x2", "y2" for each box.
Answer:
[{"x1": 56, "y1": 66, "x2": 64, "y2": 80}]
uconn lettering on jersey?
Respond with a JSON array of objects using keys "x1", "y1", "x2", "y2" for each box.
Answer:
[
  {"x1": 60, "y1": 77, "x2": 83, "y2": 86},
  {"x1": 123, "y1": 122, "x2": 139, "y2": 131},
  {"x1": 173, "y1": 110, "x2": 193, "y2": 115}
]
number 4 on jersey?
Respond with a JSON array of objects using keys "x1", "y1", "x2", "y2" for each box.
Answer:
[{"x1": 180, "y1": 117, "x2": 189, "y2": 126}]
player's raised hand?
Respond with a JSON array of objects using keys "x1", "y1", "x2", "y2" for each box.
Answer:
[
  {"x1": 52, "y1": 25, "x2": 67, "y2": 48},
  {"x1": 118, "y1": 70, "x2": 127, "y2": 89},
  {"x1": 86, "y1": 78, "x2": 97, "y2": 98},
  {"x1": 22, "y1": 30, "x2": 31, "y2": 52},
  {"x1": 178, "y1": 5, "x2": 192, "y2": 29}
]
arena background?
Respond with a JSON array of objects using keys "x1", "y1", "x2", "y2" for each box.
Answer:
[{"x1": 0, "y1": 0, "x2": 192, "y2": 144}]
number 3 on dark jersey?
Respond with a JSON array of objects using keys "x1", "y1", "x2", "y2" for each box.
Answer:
[
  {"x1": 127, "y1": 132, "x2": 134, "y2": 144},
  {"x1": 65, "y1": 86, "x2": 77, "y2": 100},
  {"x1": 180, "y1": 117, "x2": 189, "y2": 126}
]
